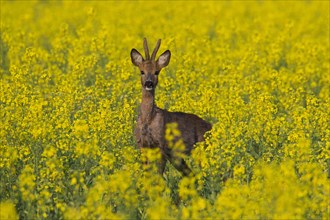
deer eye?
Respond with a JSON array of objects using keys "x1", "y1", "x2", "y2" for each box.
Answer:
[
  {"x1": 140, "y1": 71, "x2": 145, "y2": 75},
  {"x1": 155, "y1": 70, "x2": 160, "y2": 75}
]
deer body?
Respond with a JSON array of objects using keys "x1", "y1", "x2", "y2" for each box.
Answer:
[{"x1": 131, "y1": 38, "x2": 212, "y2": 176}]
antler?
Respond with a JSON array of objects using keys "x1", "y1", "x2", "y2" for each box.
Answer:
[
  {"x1": 151, "y1": 39, "x2": 161, "y2": 60},
  {"x1": 143, "y1": 38, "x2": 150, "y2": 60}
]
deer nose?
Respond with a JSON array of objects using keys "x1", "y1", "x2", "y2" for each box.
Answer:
[{"x1": 144, "y1": 80, "x2": 154, "y2": 90}]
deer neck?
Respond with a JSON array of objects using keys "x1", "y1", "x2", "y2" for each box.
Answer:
[{"x1": 141, "y1": 89, "x2": 156, "y2": 123}]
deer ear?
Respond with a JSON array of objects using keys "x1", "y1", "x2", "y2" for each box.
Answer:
[
  {"x1": 157, "y1": 50, "x2": 171, "y2": 69},
  {"x1": 131, "y1": 49, "x2": 144, "y2": 66}
]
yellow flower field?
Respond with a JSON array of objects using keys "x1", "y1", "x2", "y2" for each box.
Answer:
[{"x1": 1, "y1": 1, "x2": 329, "y2": 219}]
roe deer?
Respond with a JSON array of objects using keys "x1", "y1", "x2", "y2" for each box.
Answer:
[{"x1": 131, "y1": 38, "x2": 212, "y2": 176}]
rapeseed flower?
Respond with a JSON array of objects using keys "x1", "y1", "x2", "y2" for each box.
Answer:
[{"x1": 1, "y1": 1, "x2": 329, "y2": 219}]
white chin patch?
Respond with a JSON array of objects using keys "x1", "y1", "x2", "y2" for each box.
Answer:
[{"x1": 146, "y1": 87, "x2": 153, "y2": 91}]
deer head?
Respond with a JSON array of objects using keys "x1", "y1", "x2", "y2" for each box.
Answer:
[{"x1": 131, "y1": 38, "x2": 171, "y2": 91}]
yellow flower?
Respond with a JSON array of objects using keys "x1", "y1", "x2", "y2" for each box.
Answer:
[
  {"x1": 1, "y1": 0, "x2": 329, "y2": 218},
  {"x1": 0, "y1": 201, "x2": 18, "y2": 220}
]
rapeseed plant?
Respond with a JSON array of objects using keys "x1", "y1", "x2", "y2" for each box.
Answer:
[{"x1": 1, "y1": 1, "x2": 329, "y2": 219}]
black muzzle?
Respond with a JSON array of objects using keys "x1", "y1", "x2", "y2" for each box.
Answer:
[{"x1": 144, "y1": 80, "x2": 154, "y2": 90}]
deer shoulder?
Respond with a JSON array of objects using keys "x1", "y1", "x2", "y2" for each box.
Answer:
[{"x1": 135, "y1": 107, "x2": 166, "y2": 149}]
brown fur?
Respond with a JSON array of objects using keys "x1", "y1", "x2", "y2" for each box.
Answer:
[{"x1": 131, "y1": 38, "x2": 212, "y2": 176}]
